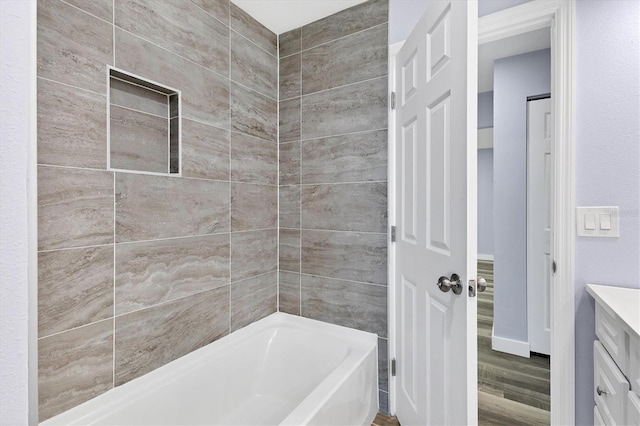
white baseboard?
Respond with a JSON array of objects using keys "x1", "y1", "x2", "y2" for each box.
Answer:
[
  {"x1": 491, "y1": 326, "x2": 530, "y2": 358},
  {"x1": 477, "y1": 254, "x2": 494, "y2": 261}
]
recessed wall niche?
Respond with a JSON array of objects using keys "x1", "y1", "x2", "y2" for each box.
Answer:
[{"x1": 108, "y1": 67, "x2": 181, "y2": 175}]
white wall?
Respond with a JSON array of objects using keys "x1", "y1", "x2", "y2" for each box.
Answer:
[
  {"x1": 492, "y1": 48, "x2": 551, "y2": 343},
  {"x1": 477, "y1": 92, "x2": 494, "y2": 258},
  {"x1": 0, "y1": 1, "x2": 35, "y2": 425},
  {"x1": 574, "y1": 1, "x2": 640, "y2": 424}
]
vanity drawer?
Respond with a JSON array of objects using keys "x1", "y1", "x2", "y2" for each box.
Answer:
[
  {"x1": 628, "y1": 391, "x2": 640, "y2": 426},
  {"x1": 596, "y1": 304, "x2": 627, "y2": 373},
  {"x1": 594, "y1": 341, "x2": 630, "y2": 425}
]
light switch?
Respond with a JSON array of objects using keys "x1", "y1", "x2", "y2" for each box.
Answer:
[
  {"x1": 585, "y1": 214, "x2": 596, "y2": 230},
  {"x1": 599, "y1": 214, "x2": 611, "y2": 230},
  {"x1": 576, "y1": 207, "x2": 620, "y2": 237}
]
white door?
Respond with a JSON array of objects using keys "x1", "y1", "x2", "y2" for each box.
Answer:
[
  {"x1": 526, "y1": 97, "x2": 552, "y2": 355},
  {"x1": 394, "y1": 1, "x2": 478, "y2": 425}
]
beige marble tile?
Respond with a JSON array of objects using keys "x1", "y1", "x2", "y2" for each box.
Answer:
[
  {"x1": 301, "y1": 182, "x2": 387, "y2": 233},
  {"x1": 301, "y1": 0, "x2": 388, "y2": 50},
  {"x1": 230, "y1": 132, "x2": 277, "y2": 185},
  {"x1": 278, "y1": 271, "x2": 301, "y2": 315},
  {"x1": 230, "y1": 3, "x2": 276, "y2": 56},
  {"x1": 279, "y1": 28, "x2": 301, "y2": 59},
  {"x1": 64, "y1": 0, "x2": 113, "y2": 22},
  {"x1": 114, "y1": 286, "x2": 229, "y2": 385},
  {"x1": 189, "y1": 0, "x2": 229, "y2": 24},
  {"x1": 302, "y1": 23, "x2": 388, "y2": 95},
  {"x1": 231, "y1": 31, "x2": 277, "y2": 99},
  {"x1": 279, "y1": 142, "x2": 300, "y2": 185},
  {"x1": 230, "y1": 229, "x2": 277, "y2": 282},
  {"x1": 38, "y1": 319, "x2": 113, "y2": 422},
  {"x1": 115, "y1": 28, "x2": 229, "y2": 130},
  {"x1": 301, "y1": 274, "x2": 387, "y2": 337},
  {"x1": 230, "y1": 82, "x2": 277, "y2": 143},
  {"x1": 181, "y1": 119, "x2": 230, "y2": 180},
  {"x1": 38, "y1": 78, "x2": 107, "y2": 169},
  {"x1": 230, "y1": 271, "x2": 277, "y2": 331},
  {"x1": 279, "y1": 229, "x2": 300, "y2": 273},
  {"x1": 279, "y1": 53, "x2": 301, "y2": 101},
  {"x1": 38, "y1": 0, "x2": 112, "y2": 93},
  {"x1": 231, "y1": 183, "x2": 277, "y2": 231},
  {"x1": 301, "y1": 77, "x2": 388, "y2": 139},
  {"x1": 110, "y1": 105, "x2": 169, "y2": 173},
  {"x1": 110, "y1": 77, "x2": 168, "y2": 117},
  {"x1": 279, "y1": 97, "x2": 301, "y2": 143},
  {"x1": 114, "y1": 0, "x2": 228, "y2": 76},
  {"x1": 301, "y1": 230, "x2": 387, "y2": 285},
  {"x1": 279, "y1": 185, "x2": 300, "y2": 229},
  {"x1": 38, "y1": 246, "x2": 114, "y2": 338},
  {"x1": 115, "y1": 173, "x2": 229, "y2": 242},
  {"x1": 115, "y1": 234, "x2": 230, "y2": 315},
  {"x1": 301, "y1": 129, "x2": 388, "y2": 184},
  {"x1": 38, "y1": 166, "x2": 114, "y2": 251}
]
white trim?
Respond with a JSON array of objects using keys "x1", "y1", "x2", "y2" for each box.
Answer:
[
  {"x1": 477, "y1": 254, "x2": 494, "y2": 262},
  {"x1": 480, "y1": 2, "x2": 575, "y2": 424},
  {"x1": 386, "y1": 40, "x2": 402, "y2": 416},
  {"x1": 387, "y1": 1, "x2": 576, "y2": 423},
  {"x1": 491, "y1": 327, "x2": 531, "y2": 358},
  {"x1": 27, "y1": 0, "x2": 38, "y2": 422}
]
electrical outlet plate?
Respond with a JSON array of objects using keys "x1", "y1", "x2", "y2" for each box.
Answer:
[{"x1": 576, "y1": 206, "x2": 620, "y2": 237}]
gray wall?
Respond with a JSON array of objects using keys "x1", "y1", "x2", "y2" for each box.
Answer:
[
  {"x1": 478, "y1": 92, "x2": 494, "y2": 257},
  {"x1": 574, "y1": 1, "x2": 640, "y2": 424},
  {"x1": 493, "y1": 48, "x2": 550, "y2": 343},
  {"x1": 277, "y1": 0, "x2": 389, "y2": 413},
  {"x1": 37, "y1": 0, "x2": 278, "y2": 420}
]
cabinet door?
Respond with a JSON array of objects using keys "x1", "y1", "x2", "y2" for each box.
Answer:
[{"x1": 594, "y1": 341, "x2": 630, "y2": 425}]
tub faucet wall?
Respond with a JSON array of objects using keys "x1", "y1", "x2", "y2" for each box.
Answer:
[
  {"x1": 37, "y1": 0, "x2": 278, "y2": 420},
  {"x1": 276, "y1": 0, "x2": 390, "y2": 413}
]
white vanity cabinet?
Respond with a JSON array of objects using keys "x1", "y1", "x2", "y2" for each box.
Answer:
[{"x1": 587, "y1": 284, "x2": 640, "y2": 426}]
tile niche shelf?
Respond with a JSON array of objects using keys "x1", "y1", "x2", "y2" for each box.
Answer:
[{"x1": 108, "y1": 67, "x2": 181, "y2": 175}]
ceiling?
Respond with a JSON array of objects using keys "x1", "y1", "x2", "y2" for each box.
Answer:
[
  {"x1": 231, "y1": 0, "x2": 368, "y2": 35},
  {"x1": 478, "y1": 27, "x2": 550, "y2": 92}
]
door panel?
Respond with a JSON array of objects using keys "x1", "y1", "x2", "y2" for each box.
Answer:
[
  {"x1": 527, "y1": 97, "x2": 552, "y2": 356},
  {"x1": 394, "y1": 1, "x2": 477, "y2": 425}
]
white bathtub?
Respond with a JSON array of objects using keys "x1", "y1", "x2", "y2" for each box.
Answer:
[{"x1": 42, "y1": 313, "x2": 379, "y2": 426}]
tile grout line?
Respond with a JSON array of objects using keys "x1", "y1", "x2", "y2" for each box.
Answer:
[
  {"x1": 299, "y1": 74, "x2": 388, "y2": 99},
  {"x1": 284, "y1": 127, "x2": 389, "y2": 144},
  {"x1": 276, "y1": 30, "x2": 280, "y2": 314},
  {"x1": 37, "y1": 76, "x2": 105, "y2": 98},
  {"x1": 298, "y1": 29, "x2": 303, "y2": 317},
  {"x1": 230, "y1": 26, "x2": 278, "y2": 61},
  {"x1": 228, "y1": 1, "x2": 232, "y2": 335},
  {"x1": 110, "y1": 103, "x2": 168, "y2": 120},
  {"x1": 297, "y1": 272, "x2": 388, "y2": 289}
]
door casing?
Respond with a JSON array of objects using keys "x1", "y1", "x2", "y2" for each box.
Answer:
[{"x1": 387, "y1": 1, "x2": 576, "y2": 424}]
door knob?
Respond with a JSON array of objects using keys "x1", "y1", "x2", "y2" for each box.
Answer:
[
  {"x1": 477, "y1": 276, "x2": 487, "y2": 292},
  {"x1": 437, "y1": 273, "x2": 463, "y2": 295}
]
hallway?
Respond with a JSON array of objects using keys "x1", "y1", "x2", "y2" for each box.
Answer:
[{"x1": 477, "y1": 260, "x2": 551, "y2": 425}]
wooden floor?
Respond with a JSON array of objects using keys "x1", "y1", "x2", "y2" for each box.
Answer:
[
  {"x1": 372, "y1": 413, "x2": 401, "y2": 426},
  {"x1": 477, "y1": 260, "x2": 550, "y2": 425}
]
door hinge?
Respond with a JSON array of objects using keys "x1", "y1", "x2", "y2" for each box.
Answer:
[
  {"x1": 390, "y1": 92, "x2": 396, "y2": 110},
  {"x1": 390, "y1": 225, "x2": 396, "y2": 242},
  {"x1": 552, "y1": 260, "x2": 557, "y2": 274},
  {"x1": 391, "y1": 358, "x2": 397, "y2": 377}
]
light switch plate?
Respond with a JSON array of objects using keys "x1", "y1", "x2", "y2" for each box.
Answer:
[{"x1": 576, "y1": 206, "x2": 620, "y2": 237}]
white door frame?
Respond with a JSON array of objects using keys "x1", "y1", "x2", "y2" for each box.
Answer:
[{"x1": 387, "y1": 1, "x2": 576, "y2": 424}]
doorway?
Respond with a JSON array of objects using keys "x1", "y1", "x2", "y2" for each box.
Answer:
[
  {"x1": 388, "y1": 1, "x2": 576, "y2": 424},
  {"x1": 476, "y1": 28, "x2": 552, "y2": 424}
]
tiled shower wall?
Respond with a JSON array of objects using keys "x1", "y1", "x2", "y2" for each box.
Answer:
[
  {"x1": 276, "y1": 0, "x2": 390, "y2": 413},
  {"x1": 37, "y1": 0, "x2": 277, "y2": 420}
]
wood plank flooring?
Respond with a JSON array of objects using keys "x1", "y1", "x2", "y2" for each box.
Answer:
[{"x1": 477, "y1": 260, "x2": 550, "y2": 425}]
